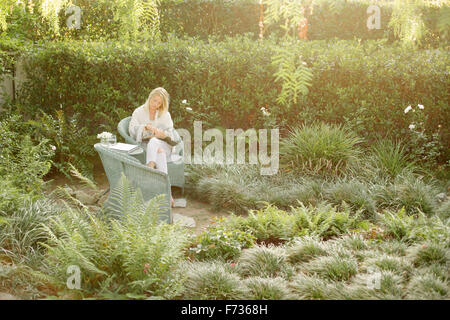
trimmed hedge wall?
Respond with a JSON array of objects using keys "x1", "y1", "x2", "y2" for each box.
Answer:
[
  {"x1": 4, "y1": 0, "x2": 448, "y2": 47},
  {"x1": 14, "y1": 36, "x2": 450, "y2": 163},
  {"x1": 159, "y1": 0, "x2": 448, "y2": 46}
]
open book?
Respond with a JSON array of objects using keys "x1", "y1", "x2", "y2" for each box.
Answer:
[
  {"x1": 109, "y1": 142, "x2": 140, "y2": 153},
  {"x1": 142, "y1": 128, "x2": 180, "y2": 146}
]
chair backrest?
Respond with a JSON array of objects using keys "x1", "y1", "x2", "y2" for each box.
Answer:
[{"x1": 117, "y1": 117, "x2": 136, "y2": 145}]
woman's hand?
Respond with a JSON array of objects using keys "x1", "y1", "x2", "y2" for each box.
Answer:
[
  {"x1": 154, "y1": 128, "x2": 166, "y2": 139},
  {"x1": 145, "y1": 123, "x2": 153, "y2": 131}
]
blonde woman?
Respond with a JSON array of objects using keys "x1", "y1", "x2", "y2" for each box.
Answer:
[{"x1": 129, "y1": 87, "x2": 177, "y2": 206}]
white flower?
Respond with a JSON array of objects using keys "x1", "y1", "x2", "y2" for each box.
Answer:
[
  {"x1": 260, "y1": 107, "x2": 270, "y2": 117},
  {"x1": 409, "y1": 124, "x2": 416, "y2": 130},
  {"x1": 97, "y1": 131, "x2": 113, "y2": 139},
  {"x1": 404, "y1": 105, "x2": 413, "y2": 113},
  {"x1": 186, "y1": 107, "x2": 193, "y2": 112},
  {"x1": 182, "y1": 99, "x2": 187, "y2": 104},
  {"x1": 418, "y1": 104, "x2": 424, "y2": 110},
  {"x1": 51, "y1": 145, "x2": 56, "y2": 151}
]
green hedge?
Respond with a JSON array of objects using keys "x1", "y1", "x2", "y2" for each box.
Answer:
[
  {"x1": 159, "y1": 0, "x2": 448, "y2": 46},
  {"x1": 0, "y1": 38, "x2": 26, "y2": 76},
  {"x1": 3, "y1": 0, "x2": 448, "y2": 46},
  {"x1": 14, "y1": 36, "x2": 450, "y2": 164}
]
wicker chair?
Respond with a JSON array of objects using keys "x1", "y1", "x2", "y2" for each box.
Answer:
[
  {"x1": 117, "y1": 116, "x2": 185, "y2": 194},
  {"x1": 94, "y1": 143, "x2": 172, "y2": 224}
]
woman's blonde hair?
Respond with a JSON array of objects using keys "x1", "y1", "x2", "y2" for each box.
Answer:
[{"x1": 146, "y1": 87, "x2": 170, "y2": 117}]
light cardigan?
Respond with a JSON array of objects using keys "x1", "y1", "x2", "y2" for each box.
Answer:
[{"x1": 129, "y1": 104, "x2": 174, "y2": 143}]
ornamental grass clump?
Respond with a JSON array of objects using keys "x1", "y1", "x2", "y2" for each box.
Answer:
[
  {"x1": 324, "y1": 179, "x2": 377, "y2": 219},
  {"x1": 237, "y1": 245, "x2": 293, "y2": 279},
  {"x1": 280, "y1": 122, "x2": 363, "y2": 176},
  {"x1": 333, "y1": 234, "x2": 370, "y2": 252},
  {"x1": 362, "y1": 254, "x2": 413, "y2": 277},
  {"x1": 289, "y1": 273, "x2": 334, "y2": 300},
  {"x1": 407, "y1": 242, "x2": 449, "y2": 267},
  {"x1": 405, "y1": 273, "x2": 449, "y2": 300},
  {"x1": 179, "y1": 261, "x2": 245, "y2": 300},
  {"x1": 286, "y1": 236, "x2": 328, "y2": 264},
  {"x1": 348, "y1": 271, "x2": 405, "y2": 300},
  {"x1": 303, "y1": 254, "x2": 358, "y2": 282},
  {"x1": 0, "y1": 198, "x2": 61, "y2": 265},
  {"x1": 375, "y1": 172, "x2": 439, "y2": 216},
  {"x1": 241, "y1": 276, "x2": 294, "y2": 300},
  {"x1": 369, "y1": 138, "x2": 417, "y2": 179}
]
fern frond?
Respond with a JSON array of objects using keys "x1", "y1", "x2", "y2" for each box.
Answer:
[
  {"x1": 106, "y1": 173, "x2": 145, "y2": 218},
  {"x1": 69, "y1": 163, "x2": 98, "y2": 191},
  {"x1": 53, "y1": 186, "x2": 89, "y2": 210}
]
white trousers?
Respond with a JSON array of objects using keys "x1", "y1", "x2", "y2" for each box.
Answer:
[{"x1": 146, "y1": 137, "x2": 172, "y2": 174}]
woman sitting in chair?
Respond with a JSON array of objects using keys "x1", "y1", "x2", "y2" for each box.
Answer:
[{"x1": 129, "y1": 87, "x2": 177, "y2": 206}]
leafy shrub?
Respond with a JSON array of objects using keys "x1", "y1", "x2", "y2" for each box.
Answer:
[
  {"x1": 27, "y1": 110, "x2": 96, "y2": 178},
  {"x1": 14, "y1": 37, "x2": 450, "y2": 171},
  {"x1": 41, "y1": 175, "x2": 189, "y2": 299},
  {"x1": 188, "y1": 223, "x2": 256, "y2": 262},
  {"x1": 0, "y1": 178, "x2": 38, "y2": 218},
  {"x1": 377, "y1": 208, "x2": 450, "y2": 243},
  {"x1": 280, "y1": 122, "x2": 363, "y2": 176},
  {"x1": 218, "y1": 203, "x2": 364, "y2": 245},
  {"x1": 290, "y1": 203, "x2": 362, "y2": 240},
  {"x1": 403, "y1": 103, "x2": 446, "y2": 166},
  {"x1": 179, "y1": 261, "x2": 245, "y2": 300},
  {"x1": 0, "y1": 114, "x2": 54, "y2": 192},
  {"x1": 225, "y1": 205, "x2": 298, "y2": 243},
  {"x1": 160, "y1": 0, "x2": 448, "y2": 46}
]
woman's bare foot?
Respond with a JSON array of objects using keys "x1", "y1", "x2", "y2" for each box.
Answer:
[
  {"x1": 147, "y1": 161, "x2": 156, "y2": 169},
  {"x1": 171, "y1": 196, "x2": 175, "y2": 208}
]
